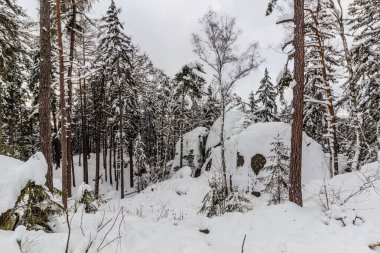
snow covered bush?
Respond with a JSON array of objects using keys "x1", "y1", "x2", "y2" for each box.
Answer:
[
  {"x1": 76, "y1": 183, "x2": 107, "y2": 214},
  {"x1": 0, "y1": 181, "x2": 62, "y2": 232},
  {"x1": 200, "y1": 176, "x2": 250, "y2": 217}
]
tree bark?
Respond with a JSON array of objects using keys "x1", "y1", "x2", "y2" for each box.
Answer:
[
  {"x1": 39, "y1": 0, "x2": 54, "y2": 191},
  {"x1": 56, "y1": 0, "x2": 68, "y2": 208},
  {"x1": 289, "y1": 0, "x2": 304, "y2": 207}
]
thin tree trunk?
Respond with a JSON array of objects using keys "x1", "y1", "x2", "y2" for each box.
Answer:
[
  {"x1": 119, "y1": 86, "x2": 125, "y2": 199},
  {"x1": 289, "y1": 0, "x2": 304, "y2": 207},
  {"x1": 109, "y1": 127, "x2": 113, "y2": 185},
  {"x1": 95, "y1": 124, "x2": 100, "y2": 195},
  {"x1": 129, "y1": 138, "x2": 134, "y2": 188},
  {"x1": 179, "y1": 95, "x2": 185, "y2": 168},
  {"x1": 220, "y1": 99, "x2": 228, "y2": 196},
  {"x1": 66, "y1": 0, "x2": 77, "y2": 197},
  {"x1": 39, "y1": 0, "x2": 54, "y2": 191},
  {"x1": 103, "y1": 129, "x2": 107, "y2": 182},
  {"x1": 80, "y1": 33, "x2": 89, "y2": 184},
  {"x1": 56, "y1": 0, "x2": 68, "y2": 208}
]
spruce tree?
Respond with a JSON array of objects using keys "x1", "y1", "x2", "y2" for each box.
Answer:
[
  {"x1": 262, "y1": 134, "x2": 290, "y2": 205},
  {"x1": 255, "y1": 68, "x2": 278, "y2": 122},
  {"x1": 349, "y1": 0, "x2": 380, "y2": 162},
  {"x1": 95, "y1": 0, "x2": 134, "y2": 198}
]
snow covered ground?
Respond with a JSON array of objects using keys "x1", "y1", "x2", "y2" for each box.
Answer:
[
  {"x1": 1, "y1": 153, "x2": 380, "y2": 252},
  {"x1": 0, "y1": 118, "x2": 379, "y2": 253}
]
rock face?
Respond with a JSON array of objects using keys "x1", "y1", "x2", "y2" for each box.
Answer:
[
  {"x1": 202, "y1": 120, "x2": 330, "y2": 192},
  {"x1": 251, "y1": 154, "x2": 266, "y2": 175},
  {"x1": 172, "y1": 127, "x2": 209, "y2": 175}
]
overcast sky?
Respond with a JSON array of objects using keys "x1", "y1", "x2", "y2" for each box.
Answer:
[{"x1": 22, "y1": 0, "x2": 289, "y2": 100}]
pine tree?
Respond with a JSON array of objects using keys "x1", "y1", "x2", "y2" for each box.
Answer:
[
  {"x1": 134, "y1": 134, "x2": 148, "y2": 193},
  {"x1": 248, "y1": 91, "x2": 258, "y2": 115},
  {"x1": 303, "y1": 0, "x2": 340, "y2": 175},
  {"x1": 174, "y1": 64, "x2": 205, "y2": 168},
  {"x1": 255, "y1": 68, "x2": 278, "y2": 122},
  {"x1": 95, "y1": 0, "x2": 134, "y2": 198},
  {"x1": 349, "y1": 0, "x2": 380, "y2": 162},
  {"x1": 262, "y1": 134, "x2": 290, "y2": 205},
  {"x1": 202, "y1": 85, "x2": 220, "y2": 128}
]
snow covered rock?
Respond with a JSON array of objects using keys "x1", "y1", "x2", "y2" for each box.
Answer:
[
  {"x1": 203, "y1": 122, "x2": 330, "y2": 192},
  {"x1": 0, "y1": 152, "x2": 47, "y2": 214},
  {"x1": 172, "y1": 127, "x2": 208, "y2": 174},
  {"x1": 206, "y1": 110, "x2": 251, "y2": 151}
]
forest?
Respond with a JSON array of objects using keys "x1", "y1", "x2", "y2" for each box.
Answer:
[{"x1": 0, "y1": 0, "x2": 379, "y2": 252}]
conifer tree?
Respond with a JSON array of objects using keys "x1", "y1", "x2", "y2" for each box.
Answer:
[
  {"x1": 174, "y1": 64, "x2": 205, "y2": 168},
  {"x1": 255, "y1": 68, "x2": 278, "y2": 122},
  {"x1": 349, "y1": 0, "x2": 380, "y2": 162},
  {"x1": 95, "y1": 0, "x2": 134, "y2": 198},
  {"x1": 262, "y1": 134, "x2": 290, "y2": 205},
  {"x1": 134, "y1": 133, "x2": 148, "y2": 193}
]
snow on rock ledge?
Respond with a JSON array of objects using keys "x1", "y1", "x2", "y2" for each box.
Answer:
[
  {"x1": 203, "y1": 122, "x2": 330, "y2": 191},
  {"x1": 0, "y1": 152, "x2": 47, "y2": 214}
]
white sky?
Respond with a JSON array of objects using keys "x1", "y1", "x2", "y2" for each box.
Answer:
[{"x1": 22, "y1": 0, "x2": 290, "y2": 101}]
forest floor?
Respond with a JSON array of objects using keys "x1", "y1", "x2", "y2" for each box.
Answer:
[{"x1": 0, "y1": 154, "x2": 380, "y2": 252}]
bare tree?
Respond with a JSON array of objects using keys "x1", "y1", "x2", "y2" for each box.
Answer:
[
  {"x1": 192, "y1": 10, "x2": 261, "y2": 195},
  {"x1": 289, "y1": 0, "x2": 305, "y2": 207},
  {"x1": 39, "y1": 0, "x2": 53, "y2": 191}
]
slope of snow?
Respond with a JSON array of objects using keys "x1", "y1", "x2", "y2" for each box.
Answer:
[
  {"x1": 0, "y1": 152, "x2": 47, "y2": 214},
  {"x1": 3, "y1": 162, "x2": 380, "y2": 253}
]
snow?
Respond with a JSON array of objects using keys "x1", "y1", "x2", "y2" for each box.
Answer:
[
  {"x1": 204, "y1": 122, "x2": 330, "y2": 192},
  {"x1": 172, "y1": 127, "x2": 208, "y2": 172},
  {"x1": 206, "y1": 110, "x2": 251, "y2": 151},
  {"x1": 0, "y1": 121, "x2": 380, "y2": 253},
  {"x1": 1, "y1": 154, "x2": 380, "y2": 252},
  {"x1": 0, "y1": 152, "x2": 47, "y2": 214}
]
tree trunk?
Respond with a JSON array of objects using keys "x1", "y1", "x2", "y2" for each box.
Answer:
[
  {"x1": 179, "y1": 95, "x2": 185, "y2": 168},
  {"x1": 66, "y1": 0, "x2": 77, "y2": 197},
  {"x1": 95, "y1": 123, "x2": 100, "y2": 195},
  {"x1": 119, "y1": 87, "x2": 125, "y2": 199},
  {"x1": 289, "y1": 0, "x2": 304, "y2": 207},
  {"x1": 129, "y1": 138, "x2": 134, "y2": 188},
  {"x1": 103, "y1": 129, "x2": 107, "y2": 182},
  {"x1": 309, "y1": 6, "x2": 339, "y2": 176},
  {"x1": 220, "y1": 99, "x2": 228, "y2": 196},
  {"x1": 109, "y1": 127, "x2": 113, "y2": 185},
  {"x1": 80, "y1": 34, "x2": 89, "y2": 184},
  {"x1": 56, "y1": 0, "x2": 68, "y2": 208},
  {"x1": 39, "y1": 0, "x2": 54, "y2": 191}
]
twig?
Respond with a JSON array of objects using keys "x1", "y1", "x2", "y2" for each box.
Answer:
[{"x1": 241, "y1": 234, "x2": 247, "y2": 253}]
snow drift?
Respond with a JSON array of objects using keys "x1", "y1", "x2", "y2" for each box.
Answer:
[{"x1": 0, "y1": 152, "x2": 47, "y2": 214}]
